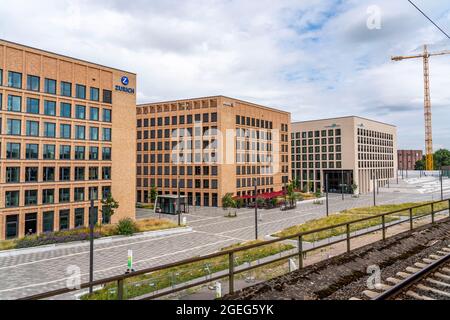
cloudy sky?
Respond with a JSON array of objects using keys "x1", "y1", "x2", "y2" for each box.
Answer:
[{"x1": 1, "y1": 0, "x2": 449, "y2": 150}]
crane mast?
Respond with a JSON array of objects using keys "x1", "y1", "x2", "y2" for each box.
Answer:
[{"x1": 392, "y1": 45, "x2": 450, "y2": 171}]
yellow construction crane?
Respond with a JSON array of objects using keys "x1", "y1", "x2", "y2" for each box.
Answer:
[{"x1": 392, "y1": 45, "x2": 450, "y2": 171}]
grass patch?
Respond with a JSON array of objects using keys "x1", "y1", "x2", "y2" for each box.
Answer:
[
  {"x1": 0, "y1": 218, "x2": 178, "y2": 252},
  {"x1": 273, "y1": 200, "x2": 449, "y2": 242},
  {"x1": 81, "y1": 240, "x2": 294, "y2": 300},
  {"x1": 136, "y1": 203, "x2": 155, "y2": 209}
]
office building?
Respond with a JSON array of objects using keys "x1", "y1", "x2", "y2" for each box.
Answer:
[{"x1": 398, "y1": 150, "x2": 423, "y2": 171}]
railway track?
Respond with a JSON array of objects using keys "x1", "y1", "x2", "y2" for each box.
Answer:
[{"x1": 351, "y1": 245, "x2": 450, "y2": 300}]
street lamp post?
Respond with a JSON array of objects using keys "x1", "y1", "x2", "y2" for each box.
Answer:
[
  {"x1": 325, "y1": 173, "x2": 329, "y2": 217},
  {"x1": 373, "y1": 177, "x2": 377, "y2": 207},
  {"x1": 341, "y1": 170, "x2": 345, "y2": 201},
  {"x1": 89, "y1": 197, "x2": 95, "y2": 294},
  {"x1": 177, "y1": 176, "x2": 181, "y2": 226},
  {"x1": 254, "y1": 179, "x2": 258, "y2": 240},
  {"x1": 440, "y1": 169, "x2": 444, "y2": 201}
]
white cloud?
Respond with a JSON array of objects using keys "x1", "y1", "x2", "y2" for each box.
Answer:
[{"x1": 0, "y1": 0, "x2": 449, "y2": 150}]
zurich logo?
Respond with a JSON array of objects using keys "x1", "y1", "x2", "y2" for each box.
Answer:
[{"x1": 121, "y1": 76, "x2": 129, "y2": 86}]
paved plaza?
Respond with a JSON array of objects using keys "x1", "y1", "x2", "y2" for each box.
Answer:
[{"x1": 0, "y1": 176, "x2": 448, "y2": 300}]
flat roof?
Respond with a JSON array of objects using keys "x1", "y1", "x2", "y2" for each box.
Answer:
[
  {"x1": 137, "y1": 95, "x2": 291, "y2": 115},
  {"x1": 0, "y1": 38, "x2": 136, "y2": 75},
  {"x1": 292, "y1": 115, "x2": 396, "y2": 128}
]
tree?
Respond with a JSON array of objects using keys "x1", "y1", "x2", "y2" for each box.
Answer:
[
  {"x1": 415, "y1": 158, "x2": 425, "y2": 170},
  {"x1": 292, "y1": 178, "x2": 300, "y2": 191},
  {"x1": 286, "y1": 182, "x2": 299, "y2": 207},
  {"x1": 434, "y1": 149, "x2": 450, "y2": 169},
  {"x1": 149, "y1": 185, "x2": 158, "y2": 204},
  {"x1": 101, "y1": 194, "x2": 119, "y2": 224},
  {"x1": 222, "y1": 193, "x2": 237, "y2": 217}
]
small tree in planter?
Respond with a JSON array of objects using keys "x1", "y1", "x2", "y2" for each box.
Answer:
[
  {"x1": 101, "y1": 194, "x2": 119, "y2": 225},
  {"x1": 350, "y1": 184, "x2": 359, "y2": 197},
  {"x1": 222, "y1": 193, "x2": 237, "y2": 217},
  {"x1": 150, "y1": 185, "x2": 158, "y2": 206}
]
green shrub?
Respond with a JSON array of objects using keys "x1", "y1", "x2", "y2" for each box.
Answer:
[{"x1": 115, "y1": 218, "x2": 138, "y2": 236}]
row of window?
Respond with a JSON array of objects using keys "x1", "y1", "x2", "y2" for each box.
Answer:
[
  {"x1": 137, "y1": 178, "x2": 218, "y2": 189},
  {"x1": 236, "y1": 177, "x2": 274, "y2": 188},
  {"x1": 293, "y1": 162, "x2": 344, "y2": 169},
  {"x1": 4, "y1": 186, "x2": 110, "y2": 208},
  {"x1": 3, "y1": 142, "x2": 111, "y2": 161},
  {"x1": 137, "y1": 140, "x2": 217, "y2": 152},
  {"x1": 137, "y1": 127, "x2": 218, "y2": 140},
  {"x1": 236, "y1": 166, "x2": 274, "y2": 175},
  {"x1": 2, "y1": 119, "x2": 111, "y2": 141},
  {"x1": 138, "y1": 190, "x2": 219, "y2": 208},
  {"x1": 138, "y1": 153, "x2": 218, "y2": 165},
  {"x1": 292, "y1": 145, "x2": 343, "y2": 155},
  {"x1": 236, "y1": 115, "x2": 274, "y2": 130},
  {"x1": 4, "y1": 166, "x2": 111, "y2": 184},
  {"x1": 292, "y1": 129, "x2": 342, "y2": 140},
  {"x1": 357, "y1": 128, "x2": 393, "y2": 140},
  {"x1": 359, "y1": 161, "x2": 395, "y2": 169},
  {"x1": 0, "y1": 70, "x2": 112, "y2": 103},
  {"x1": 137, "y1": 165, "x2": 218, "y2": 176},
  {"x1": 0, "y1": 94, "x2": 112, "y2": 122},
  {"x1": 137, "y1": 113, "x2": 218, "y2": 128}
]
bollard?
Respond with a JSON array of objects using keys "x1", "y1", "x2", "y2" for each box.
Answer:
[
  {"x1": 346, "y1": 224, "x2": 351, "y2": 253},
  {"x1": 228, "y1": 252, "x2": 235, "y2": 294},
  {"x1": 298, "y1": 235, "x2": 304, "y2": 269}
]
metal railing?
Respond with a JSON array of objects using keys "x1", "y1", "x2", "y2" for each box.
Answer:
[{"x1": 20, "y1": 199, "x2": 450, "y2": 301}]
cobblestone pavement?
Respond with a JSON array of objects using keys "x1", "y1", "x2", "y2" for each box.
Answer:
[{"x1": 0, "y1": 180, "x2": 448, "y2": 300}]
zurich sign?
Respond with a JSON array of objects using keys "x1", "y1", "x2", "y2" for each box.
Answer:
[{"x1": 121, "y1": 76, "x2": 129, "y2": 86}]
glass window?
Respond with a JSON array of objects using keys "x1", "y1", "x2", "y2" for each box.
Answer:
[
  {"x1": 44, "y1": 122, "x2": 56, "y2": 138},
  {"x1": 102, "y1": 167, "x2": 111, "y2": 180},
  {"x1": 75, "y1": 146, "x2": 85, "y2": 160},
  {"x1": 102, "y1": 147, "x2": 111, "y2": 161},
  {"x1": 90, "y1": 107, "x2": 99, "y2": 121},
  {"x1": 25, "y1": 190, "x2": 38, "y2": 206},
  {"x1": 8, "y1": 71, "x2": 22, "y2": 89},
  {"x1": 103, "y1": 128, "x2": 111, "y2": 141},
  {"x1": 75, "y1": 189, "x2": 85, "y2": 203},
  {"x1": 90, "y1": 147, "x2": 99, "y2": 160},
  {"x1": 26, "y1": 144, "x2": 39, "y2": 160},
  {"x1": 75, "y1": 125, "x2": 85, "y2": 140},
  {"x1": 75, "y1": 167, "x2": 85, "y2": 181},
  {"x1": 60, "y1": 145, "x2": 71, "y2": 160},
  {"x1": 43, "y1": 144, "x2": 56, "y2": 160},
  {"x1": 76, "y1": 84, "x2": 86, "y2": 99},
  {"x1": 60, "y1": 103, "x2": 71, "y2": 118},
  {"x1": 7, "y1": 95, "x2": 21, "y2": 112},
  {"x1": 61, "y1": 82, "x2": 72, "y2": 97},
  {"x1": 90, "y1": 87, "x2": 99, "y2": 101},
  {"x1": 6, "y1": 167, "x2": 20, "y2": 183},
  {"x1": 6, "y1": 215, "x2": 19, "y2": 239},
  {"x1": 60, "y1": 124, "x2": 71, "y2": 139},
  {"x1": 75, "y1": 105, "x2": 86, "y2": 119},
  {"x1": 26, "y1": 121, "x2": 39, "y2": 137},
  {"x1": 43, "y1": 212, "x2": 54, "y2": 233},
  {"x1": 25, "y1": 167, "x2": 38, "y2": 182},
  {"x1": 42, "y1": 189, "x2": 55, "y2": 204},
  {"x1": 27, "y1": 75, "x2": 40, "y2": 92},
  {"x1": 6, "y1": 142, "x2": 20, "y2": 160},
  {"x1": 45, "y1": 79, "x2": 57, "y2": 94},
  {"x1": 7, "y1": 119, "x2": 21, "y2": 135},
  {"x1": 43, "y1": 167, "x2": 55, "y2": 182},
  {"x1": 0, "y1": 69, "x2": 2, "y2": 86},
  {"x1": 103, "y1": 90, "x2": 112, "y2": 104},
  {"x1": 59, "y1": 210, "x2": 70, "y2": 230},
  {"x1": 5, "y1": 191, "x2": 20, "y2": 207},
  {"x1": 59, "y1": 189, "x2": 70, "y2": 203},
  {"x1": 27, "y1": 98, "x2": 40, "y2": 114},
  {"x1": 44, "y1": 100, "x2": 56, "y2": 116},
  {"x1": 89, "y1": 167, "x2": 98, "y2": 180},
  {"x1": 90, "y1": 127, "x2": 99, "y2": 141},
  {"x1": 103, "y1": 109, "x2": 112, "y2": 123}
]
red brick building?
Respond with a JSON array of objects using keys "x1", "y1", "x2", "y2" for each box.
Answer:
[{"x1": 398, "y1": 150, "x2": 423, "y2": 170}]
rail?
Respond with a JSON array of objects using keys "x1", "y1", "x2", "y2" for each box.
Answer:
[{"x1": 20, "y1": 199, "x2": 450, "y2": 300}]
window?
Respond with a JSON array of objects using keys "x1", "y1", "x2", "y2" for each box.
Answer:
[
  {"x1": 75, "y1": 146, "x2": 85, "y2": 160},
  {"x1": 26, "y1": 98, "x2": 40, "y2": 114},
  {"x1": 61, "y1": 82, "x2": 72, "y2": 97},
  {"x1": 27, "y1": 75, "x2": 40, "y2": 92},
  {"x1": 26, "y1": 121, "x2": 39, "y2": 137},
  {"x1": 103, "y1": 109, "x2": 112, "y2": 123},
  {"x1": 7, "y1": 119, "x2": 21, "y2": 135},
  {"x1": 59, "y1": 189, "x2": 70, "y2": 203},
  {"x1": 45, "y1": 79, "x2": 57, "y2": 94},
  {"x1": 59, "y1": 210, "x2": 70, "y2": 230},
  {"x1": 103, "y1": 90, "x2": 112, "y2": 104},
  {"x1": 103, "y1": 128, "x2": 111, "y2": 141},
  {"x1": 6, "y1": 215, "x2": 19, "y2": 239},
  {"x1": 89, "y1": 167, "x2": 99, "y2": 180},
  {"x1": 43, "y1": 167, "x2": 55, "y2": 182},
  {"x1": 90, "y1": 147, "x2": 99, "y2": 160},
  {"x1": 75, "y1": 105, "x2": 86, "y2": 119},
  {"x1": 90, "y1": 107, "x2": 99, "y2": 121},
  {"x1": 43, "y1": 144, "x2": 55, "y2": 159},
  {"x1": 8, "y1": 71, "x2": 22, "y2": 89},
  {"x1": 25, "y1": 190, "x2": 38, "y2": 206},
  {"x1": 5, "y1": 191, "x2": 20, "y2": 208},
  {"x1": 43, "y1": 212, "x2": 54, "y2": 233},
  {"x1": 102, "y1": 147, "x2": 111, "y2": 161},
  {"x1": 7, "y1": 95, "x2": 21, "y2": 112},
  {"x1": 76, "y1": 84, "x2": 86, "y2": 99},
  {"x1": 60, "y1": 145, "x2": 71, "y2": 160},
  {"x1": 60, "y1": 103, "x2": 71, "y2": 118},
  {"x1": 44, "y1": 122, "x2": 56, "y2": 137},
  {"x1": 90, "y1": 87, "x2": 99, "y2": 101},
  {"x1": 75, "y1": 167, "x2": 85, "y2": 181},
  {"x1": 6, "y1": 142, "x2": 20, "y2": 160},
  {"x1": 102, "y1": 167, "x2": 111, "y2": 180},
  {"x1": 44, "y1": 100, "x2": 56, "y2": 116},
  {"x1": 0, "y1": 68, "x2": 2, "y2": 85},
  {"x1": 74, "y1": 189, "x2": 85, "y2": 203},
  {"x1": 59, "y1": 167, "x2": 70, "y2": 181},
  {"x1": 75, "y1": 209, "x2": 85, "y2": 228},
  {"x1": 60, "y1": 124, "x2": 71, "y2": 139},
  {"x1": 90, "y1": 127, "x2": 99, "y2": 141},
  {"x1": 75, "y1": 125, "x2": 85, "y2": 140},
  {"x1": 42, "y1": 189, "x2": 55, "y2": 204},
  {"x1": 89, "y1": 187, "x2": 98, "y2": 200},
  {"x1": 25, "y1": 167, "x2": 38, "y2": 182},
  {"x1": 6, "y1": 167, "x2": 20, "y2": 183},
  {"x1": 25, "y1": 144, "x2": 39, "y2": 160}
]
